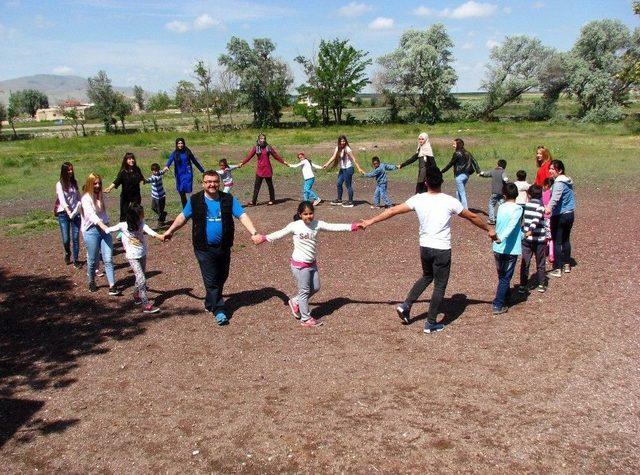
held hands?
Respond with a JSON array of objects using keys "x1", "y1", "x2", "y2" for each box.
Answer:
[
  {"x1": 489, "y1": 230, "x2": 500, "y2": 243},
  {"x1": 251, "y1": 234, "x2": 266, "y2": 245}
]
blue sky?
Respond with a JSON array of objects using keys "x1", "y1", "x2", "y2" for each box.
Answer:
[{"x1": 1, "y1": 0, "x2": 638, "y2": 93}]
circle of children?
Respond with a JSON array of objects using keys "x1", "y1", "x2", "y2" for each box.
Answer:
[{"x1": 55, "y1": 132, "x2": 575, "y2": 332}]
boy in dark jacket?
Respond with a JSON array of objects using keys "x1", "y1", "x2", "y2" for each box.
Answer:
[{"x1": 479, "y1": 159, "x2": 509, "y2": 225}]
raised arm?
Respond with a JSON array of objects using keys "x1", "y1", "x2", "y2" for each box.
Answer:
[
  {"x1": 398, "y1": 152, "x2": 418, "y2": 169},
  {"x1": 361, "y1": 203, "x2": 412, "y2": 229},
  {"x1": 191, "y1": 154, "x2": 205, "y2": 174},
  {"x1": 322, "y1": 147, "x2": 338, "y2": 169},
  {"x1": 316, "y1": 221, "x2": 356, "y2": 232},
  {"x1": 238, "y1": 213, "x2": 259, "y2": 237},
  {"x1": 262, "y1": 222, "x2": 294, "y2": 243},
  {"x1": 164, "y1": 152, "x2": 175, "y2": 171},
  {"x1": 458, "y1": 209, "x2": 497, "y2": 241},
  {"x1": 163, "y1": 212, "x2": 188, "y2": 240},
  {"x1": 347, "y1": 149, "x2": 365, "y2": 174},
  {"x1": 441, "y1": 154, "x2": 455, "y2": 174},
  {"x1": 269, "y1": 147, "x2": 287, "y2": 166},
  {"x1": 240, "y1": 147, "x2": 257, "y2": 166}
]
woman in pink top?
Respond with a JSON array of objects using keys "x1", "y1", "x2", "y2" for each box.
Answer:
[
  {"x1": 55, "y1": 162, "x2": 81, "y2": 267},
  {"x1": 239, "y1": 133, "x2": 288, "y2": 206}
]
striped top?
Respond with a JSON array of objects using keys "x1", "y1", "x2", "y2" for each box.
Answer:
[
  {"x1": 522, "y1": 198, "x2": 546, "y2": 243},
  {"x1": 145, "y1": 171, "x2": 166, "y2": 199}
]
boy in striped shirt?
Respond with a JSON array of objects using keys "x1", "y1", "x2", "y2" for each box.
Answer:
[
  {"x1": 518, "y1": 184, "x2": 547, "y2": 293},
  {"x1": 146, "y1": 163, "x2": 167, "y2": 225}
]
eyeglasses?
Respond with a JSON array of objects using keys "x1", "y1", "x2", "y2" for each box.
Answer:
[{"x1": 203, "y1": 180, "x2": 219, "y2": 184}]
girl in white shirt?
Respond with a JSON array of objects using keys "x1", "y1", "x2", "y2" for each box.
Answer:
[
  {"x1": 216, "y1": 158, "x2": 240, "y2": 193},
  {"x1": 106, "y1": 203, "x2": 164, "y2": 313},
  {"x1": 289, "y1": 151, "x2": 323, "y2": 205},
  {"x1": 253, "y1": 201, "x2": 360, "y2": 327},
  {"x1": 55, "y1": 162, "x2": 82, "y2": 267},
  {"x1": 322, "y1": 135, "x2": 365, "y2": 208}
]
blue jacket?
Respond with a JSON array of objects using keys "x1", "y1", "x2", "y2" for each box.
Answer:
[
  {"x1": 548, "y1": 175, "x2": 575, "y2": 215},
  {"x1": 166, "y1": 148, "x2": 205, "y2": 193},
  {"x1": 492, "y1": 201, "x2": 523, "y2": 255},
  {"x1": 365, "y1": 163, "x2": 397, "y2": 185}
]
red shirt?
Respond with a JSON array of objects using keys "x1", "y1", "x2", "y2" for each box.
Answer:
[
  {"x1": 534, "y1": 160, "x2": 551, "y2": 187},
  {"x1": 241, "y1": 146, "x2": 285, "y2": 178}
]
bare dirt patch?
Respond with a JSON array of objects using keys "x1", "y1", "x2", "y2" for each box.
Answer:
[{"x1": 1, "y1": 178, "x2": 638, "y2": 472}]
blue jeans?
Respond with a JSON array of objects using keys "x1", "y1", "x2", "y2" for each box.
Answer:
[
  {"x1": 488, "y1": 193, "x2": 504, "y2": 222},
  {"x1": 373, "y1": 183, "x2": 392, "y2": 206},
  {"x1": 57, "y1": 212, "x2": 81, "y2": 262},
  {"x1": 493, "y1": 252, "x2": 518, "y2": 309},
  {"x1": 454, "y1": 173, "x2": 469, "y2": 209},
  {"x1": 303, "y1": 178, "x2": 319, "y2": 201},
  {"x1": 83, "y1": 226, "x2": 115, "y2": 287},
  {"x1": 336, "y1": 167, "x2": 354, "y2": 201}
]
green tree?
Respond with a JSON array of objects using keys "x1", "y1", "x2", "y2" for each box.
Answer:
[
  {"x1": 296, "y1": 38, "x2": 371, "y2": 125},
  {"x1": 0, "y1": 102, "x2": 6, "y2": 135},
  {"x1": 11, "y1": 89, "x2": 49, "y2": 117},
  {"x1": 193, "y1": 60, "x2": 214, "y2": 132},
  {"x1": 147, "y1": 91, "x2": 172, "y2": 111},
  {"x1": 59, "y1": 104, "x2": 87, "y2": 137},
  {"x1": 376, "y1": 24, "x2": 457, "y2": 123},
  {"x1": 474, "y1": 35, "x2": 553, "y2": 120},
  {"x1": 175, "y1": 80, "x2": 198, "y2": 113},
  {"x1": 113, "y1": 93, "x2": 133, "y2": 132},
  {"x1": 219, "y1": 37, "x2": 293, "y2": 127},
  {"x1": 7, "y1": 95, "x2": 19, "y2": 138},
  {"x1": 87, "y1": 70, "x2": 117, "y2": 133},
  {"x1": 133, "y1": 85, "x2": 145, "y2": 111}
]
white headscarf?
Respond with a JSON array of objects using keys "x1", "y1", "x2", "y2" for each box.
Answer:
[{"x1": 417, "y1": 132, "x2": 433, "y2": 158}]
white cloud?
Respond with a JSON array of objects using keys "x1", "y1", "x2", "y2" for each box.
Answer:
[
  {"x1": 339, "y1": 2, "x2": 373, "y2": 17},
  {"x1": 165, "y1": 20, "x2": 189, "y2": 33},
  {"x1": 441, "y1": 1, "x2": 498, "y2": 19},
  {"x1": 486, "y1": 39, "x2": 501, "y2": 49},
  {"x1": 369, "y1": 17, "x2": 394, "y2": 30},
  {"x1": 193, "y1": 14, "x2": 219, "y2": 30},
  {"x1": 461, "y1": 42, "x2": 475, "y2": 50},
  {"x1": 53, "y1": 66, "x2": 73, "y2": 75},
  {"x1": 532, "y1": 1, "x2": 545, "y2": 8},
  {"x1": 413, "y1": 6, "x2": 434, "y2": 16}
]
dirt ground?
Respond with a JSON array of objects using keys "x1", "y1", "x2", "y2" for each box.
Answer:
[{"x1": 1, "y1": 178, "x2": 639, "y2": 473}]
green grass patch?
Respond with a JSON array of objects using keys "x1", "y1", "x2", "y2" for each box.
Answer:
[{"x1": 1, "y1": 209, "x2": 59, "y2": 236}]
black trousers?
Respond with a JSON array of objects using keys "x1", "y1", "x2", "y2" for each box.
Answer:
[
  {"x1": 151, "y1": 196, "x2": 166, "y2": 222},
  {"x1": 405, "y1": 247, "x2": 452, "y2": 324},
  {"x1": 550, "y1": 212, "x2": 574, "y2": 269},
  {"x1": 520, "y1": 240, "x2": 547, "y2": 286},
  {"x1": 252, "y1": 176, "x2": 275, "y2": 204},
  {"x1": 194, "y1": 246, "x2": 231, "y2": 313}
]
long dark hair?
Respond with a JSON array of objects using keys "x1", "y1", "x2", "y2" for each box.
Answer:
[
  {"x1": 173, "y1": 137, "x2": 194, "y2": 163},
  {"x1": 337, "y1": 135, "x2": 349, "y2": 152},
  {"x1": 454, "y1": 138, "x2": 465, "y2": 152},
  {"x1": 454, "y1": 138, "x2": 473, "y2": 169},
  {"x1": 120, "y1": 152, "x2": 142, "y2": 175},
  {"x1": 293, "y1": 200, "x2": 314, "y2": 221},
  {"x1": 60, "y1": 162, "x2": 78, "y2": 191},
  {"x1": 126, "y1": 203, "x2": 144, "y2": 233}
]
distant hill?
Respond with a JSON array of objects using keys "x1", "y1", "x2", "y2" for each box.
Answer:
[{"x1": 0, "y1": 74, "x2": 136, "y2": 106}]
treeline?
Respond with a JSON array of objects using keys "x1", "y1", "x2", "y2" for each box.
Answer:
[{"x1": 1, "y1": 8, "x2": 639, "y2": 138}]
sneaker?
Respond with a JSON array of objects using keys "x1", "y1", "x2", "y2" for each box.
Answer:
[
  {"x1": 300, "y1": 317, "x2": 323, "y2": 327},
  {"x1": 215, "y1": 311, "x2": 229, "y2": 326},
  {"x1": 395, "y1": 304, "x2": 410, "y2": 324},
  {"x1": 64, "y1": 253, "x2": 71, "y2": 265},
  {"x1": 267, "y1": 201, "x2": 274, "y2": 206},
  {"x1": 563, "y1": 264, "x2": 571, "y2": 273},
  {"x1": 88, "y1": 282, "x2": 98, "y2": 293},
  {"x1": 312, "y1": 198, "x2": 322, "y2": 206},
  {"x1": 548, "y1": 269, "x2": 562, "y2": 278},
  {"x1": 133, "y1": 291, "x2": 142, "y2": 305},
  {"x1": 370, "y1": 205, "x2": 380, "y2": 209},
  {"x1": 492, "y1": 306, "x2": 508, "y2": 315},
  {"x1": 108, "y1": 286, "x2": 122, "y2": 296},
  {"x1": 95, "y1": 269, "x2": 105, "y2": 277},
  {"x1": 423, "y1": 322, "x2": 445, "y2": 333},
  {"x1": 517, "y1": 285, "x2": 528, "y2": 294},
  {"x1": 288, "y1": 299, "x2": 301, "y2": 319},
  {"x1": 487, "y1": 219, "x2": 496, "y2": 225},
  {"x1": 537, "y1": 284, "x2": 547, "y2": 293},
  {"x1": 330, "y1": 199, "x2": 342, "y2": 206},
  {"x1": 142, "y1": 304, "x2": 160, "y2": 314},
  {"x1": 342, "y1": 201, "x2": 354, "y2": 208}
]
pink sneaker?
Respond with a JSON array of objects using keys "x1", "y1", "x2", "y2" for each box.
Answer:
[
  {"x1": 300, "y1": 317, "x2": 322, "y2": 327},
  {"x1": 288, "y1": 299, "x2": 301, "y2": 319},
  {"x1": 142, "y1": 304, "x2": 160, "y2": 314}
]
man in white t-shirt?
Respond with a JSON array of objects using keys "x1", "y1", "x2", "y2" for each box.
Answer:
[{"x1": 361, "y1": 167, "x2": 498, "y2": 334}]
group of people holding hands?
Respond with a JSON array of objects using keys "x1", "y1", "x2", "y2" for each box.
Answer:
[{"x1": 54, "y1": 133, "x2": 575, "y2": 331}]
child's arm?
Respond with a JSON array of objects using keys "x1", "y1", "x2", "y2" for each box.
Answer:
[
  {"x1": 228, "y1": 164, "x2": 240, "y2": 171},
  {"x1": 254, "y1": 222, "x2": 295, "y2": 244},
  {"x1": 316, "y1": 221, "x2": 359, "y2": 232},
  {"x1": 105, "y1": 222, "x2": 124, "y2": 234},
  {"x1": 288, "y1": 162, "x2": 304, "y2": 168},
  {"x1": 143, "y1": 223, "x2": 163, "y2": 241},
  {"x1": 311, "y1": 162, "x2": 323, "y2": 170},
  {"x1": 384, "y1": 164, "x2": 398, "y2": 171}
]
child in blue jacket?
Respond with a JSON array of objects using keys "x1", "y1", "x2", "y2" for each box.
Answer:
[{"x1": 363, "y1": 156, "x2": 397, "y2": 208}]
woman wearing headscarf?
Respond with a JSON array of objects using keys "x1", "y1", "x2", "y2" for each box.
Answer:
[
  {"x1": 163, "y1": 137, "x2": 206, "y2": 208},
  {"x1": 239, "y1": 133, "x2": 288, "y2": 206},
  {"x1": 398, "y1": 132, "x2": 437, "y2": 194}
]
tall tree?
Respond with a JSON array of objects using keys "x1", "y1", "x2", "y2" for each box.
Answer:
[
  {"x1": 11, "y1": 89, "x2": 49, "y2": 117},
  {"x1": 113, "y1": 93, "x2": 133, "y2": 132},
  {"x1": 59, "y1": 103, "x2": 87, "y2": 137},
  {"x1": 474, "y1": 36, "x2": 553, "y2": 119},
  {"x1": 147, "y1": 91, "x2": 172, "y2": 111},
  {"x1": 175, "y1": 80, "x2": 198, "y2": 113},
  {"x1": 7, "y1": 94, "x2": 19, "y2": 138},
  {"x1": 193, "y1": 60, "x2": 214, "y2": 132},
  {"x1": 87, "y1": 71, "x2": 117, "y2": 133},
  {"x1": 133, "y1": 85, "x2": 145, "y2": 111},
  {"x1": 376, "y1": 24, "x2": 457, "y2": 123},
  {"x1": 296, "y1": 38, "x2": 371, "y2": 125},
  {"x1": 219, "y1": 37, "x2": 293, "y2": 127}
]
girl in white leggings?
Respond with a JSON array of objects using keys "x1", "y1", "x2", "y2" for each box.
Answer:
[{"x1": 253, "y1": 201, "x2": 360, "y2": 327}]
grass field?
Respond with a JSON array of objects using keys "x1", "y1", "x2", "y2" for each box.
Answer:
[{"x1": 0, "y1": 120, "x2": 638, "y2": 233}]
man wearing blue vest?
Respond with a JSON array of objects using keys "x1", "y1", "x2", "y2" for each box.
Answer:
[{"x1": 164, "y1": 170, "x2": 259, "y2": 325}]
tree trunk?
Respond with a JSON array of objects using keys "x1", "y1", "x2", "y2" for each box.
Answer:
[
  {"x1": 10, "y1": 121, "x2": 17, "y2": 139},
  {"x1": 120, "y1": 118, "x2": 126, "y2": 132},
  {"x1": 81, "y1": 123, "x2": 87, "y2": 137}
]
